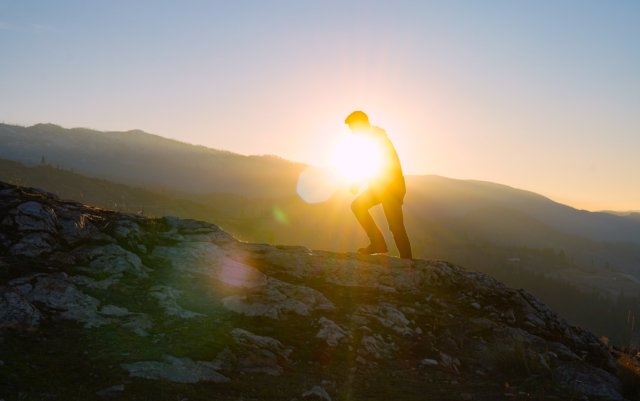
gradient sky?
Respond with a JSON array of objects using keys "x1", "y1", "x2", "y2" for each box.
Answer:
[{"x1": 1, "y1": 1, "x2": 639, "y2": 211}]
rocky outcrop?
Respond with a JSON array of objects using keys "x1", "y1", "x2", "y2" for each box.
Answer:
[
  {"x1": 0, "y1": 181, "x2": 638, "y2": 401},
  {"x1": 0, "y1": 285, "x2": 42, "y2": 330},
  {"x1": 122, "y1": 355, "x2": 230, "y2": 384}
]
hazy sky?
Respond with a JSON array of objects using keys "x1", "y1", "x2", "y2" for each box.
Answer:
[{"x1": 1, "y1": 1, "x2": 639, "y2": 210}]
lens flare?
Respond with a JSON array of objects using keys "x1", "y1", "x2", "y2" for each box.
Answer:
[
  {"x1": 297, "y1": 131, "x2": 386, "y2": 204},
  {"x1": 296, "y1": 166, "x2": 339, "y2": 204},
  {"x1": 272, "y1": 207, "x2": 289, "y2": 224}
]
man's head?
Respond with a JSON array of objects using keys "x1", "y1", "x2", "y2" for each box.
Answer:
[{"x1": 345, "y1": 110, "x2": 370, "y2": 132}]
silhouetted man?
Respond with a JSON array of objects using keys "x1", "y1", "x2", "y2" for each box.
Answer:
[{"x1": 345, "y1": 110, "x2": 413, "y2": 259}]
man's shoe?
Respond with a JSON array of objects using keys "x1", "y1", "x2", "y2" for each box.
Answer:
[{"x1": 357, "y1": 243, "x2": 388, "y2": 255}]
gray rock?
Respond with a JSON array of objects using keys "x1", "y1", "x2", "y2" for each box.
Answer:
[
  {"x1": 0, "y1": 285, "x2": 41, "y2": 330},
  {"x1": 478, "y1": 326, "x2": 562, "y2": 375},
  {"x1": 150, "y1": 285, "x2": 204, "y2": 319},
  {"x1": 11, "y1": 273, "x2": 108, "y2": 328},
  {"x1": 354, "y1": 303, "x2": 414, "y2": 336},
  {"x1": 504, "y1": 309, "x2": 516, "y2": 324},
  {"x1": 111, "y1": 219, "x2": 142, "y2": 242},
  {"x1": 215, "y1": 328, "x2": 292, "y2": 376},
  {"x1": 316, "y1": 317, "x2": 348, "y2": 347},
  {"x1": 152, "y1": 241, "x2": 267, "y2": 288},
  {"x1": 547, "y1": 341, "x2": 580, "y2": 361},
  {"x1": 71, "y1": 274, "x2": 121, "y2": 290},
  {"x1": 86, "y1": 244, "x2": 150, "y2": 277},
  {"x1": 439, "y1": 352, "x2": 460, "y2": 373},
  {"x1": 302, "y1": 385, "x2": 332, "y2": 401},
  {"x1": 154, "y1": 240, "x2": 333, "y2": 320},
  {"x1": 9, "y1": 232, "x2": 55, "y2": 257},
  {"x1": 254, "y1": 249, "x2": 460, "y2": 293},
  {"x1": 161, "y1": 216, "x2": 232, "y2": 241},
  {"x1": 100, "y1": 303, "x2": 154, "y2": 335},
  {"x1": 122, "y1": 355, "x2": 229, "y2": 383},
  {"x1": 96, "y1": 384, "x2": 125, "y2": 398},
  {"x1": 553, "y1": 362, "x2": 624, "y2": 400},
  {"x1": 2, "y1": 201, "x2": 57, "y2": 233},
  {"x1": 222, "y1": 278, "x2": 334, "y2": 319},
  {"x1": 100, "y1": 305, "x2": 130, "y2": 316},
  {"x1": 358, "y1": 334, "x2": 396, "y2": 360},
  {"x1": 121, "y1": 313, "x2": 153, "y2": 337},
  {"x1": 110, "y1": 219, "x2": 151, "y2": 254},
  {"x1": 231, "y1": 328, "x2": 288, "y2": 349},
  {"x1": 57, "y1": 210, "x2": 101, "y2": 245}
]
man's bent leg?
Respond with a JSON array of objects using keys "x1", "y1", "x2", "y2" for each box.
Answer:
[
  {"x1": 351, "y1": 189, "x2": 387, "y2": 253},
  {"x1": 382, "y1": 197, "x2": 413, "y2": 259}
]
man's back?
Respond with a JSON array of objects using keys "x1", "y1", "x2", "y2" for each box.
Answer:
[{"x1": 369, "y1": 126, "x2": 406, "y2": 199}]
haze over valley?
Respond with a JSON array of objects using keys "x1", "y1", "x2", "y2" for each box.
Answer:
[{"x1": 2, "y1": 122, "x2": 639, "y2": 346}]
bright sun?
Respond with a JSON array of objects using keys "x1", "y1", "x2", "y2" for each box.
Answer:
[{"x1": 330, "y1": 134, "x2": 384, "y2": 183}]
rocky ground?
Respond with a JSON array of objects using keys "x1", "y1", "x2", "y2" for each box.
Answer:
[{"x1": 1, "y1": 181, "x2": 639, "y2": 401}]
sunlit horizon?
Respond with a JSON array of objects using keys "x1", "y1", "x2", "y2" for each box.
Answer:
[
  {"x1": 1, "y1": 1, "x2": 639, "y2": 212},
  {"x1": 2, "y1": 118, "x2": 637, "y2": 213}
]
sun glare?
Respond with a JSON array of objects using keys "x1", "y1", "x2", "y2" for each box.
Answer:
[
  {"x1": 297, "y1": 131, "x2": 386, "y2": 204},
  {"x1": 330, "y1": 134, "x2": 383, "y2": 183}
]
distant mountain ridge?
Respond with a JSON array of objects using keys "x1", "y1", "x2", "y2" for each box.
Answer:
[
  {"x1": 407, "y1": 175, "x2": 640, "y2": 245},
  {"x1": 2, "y1": 122, "x2": 640, "y2": 247},
  {"x1": 0, "y1": 123, "x2": 304, "y2": 198},
  {"x1": 602, "y1": 210, "x2": 640, "y2": 223}
]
